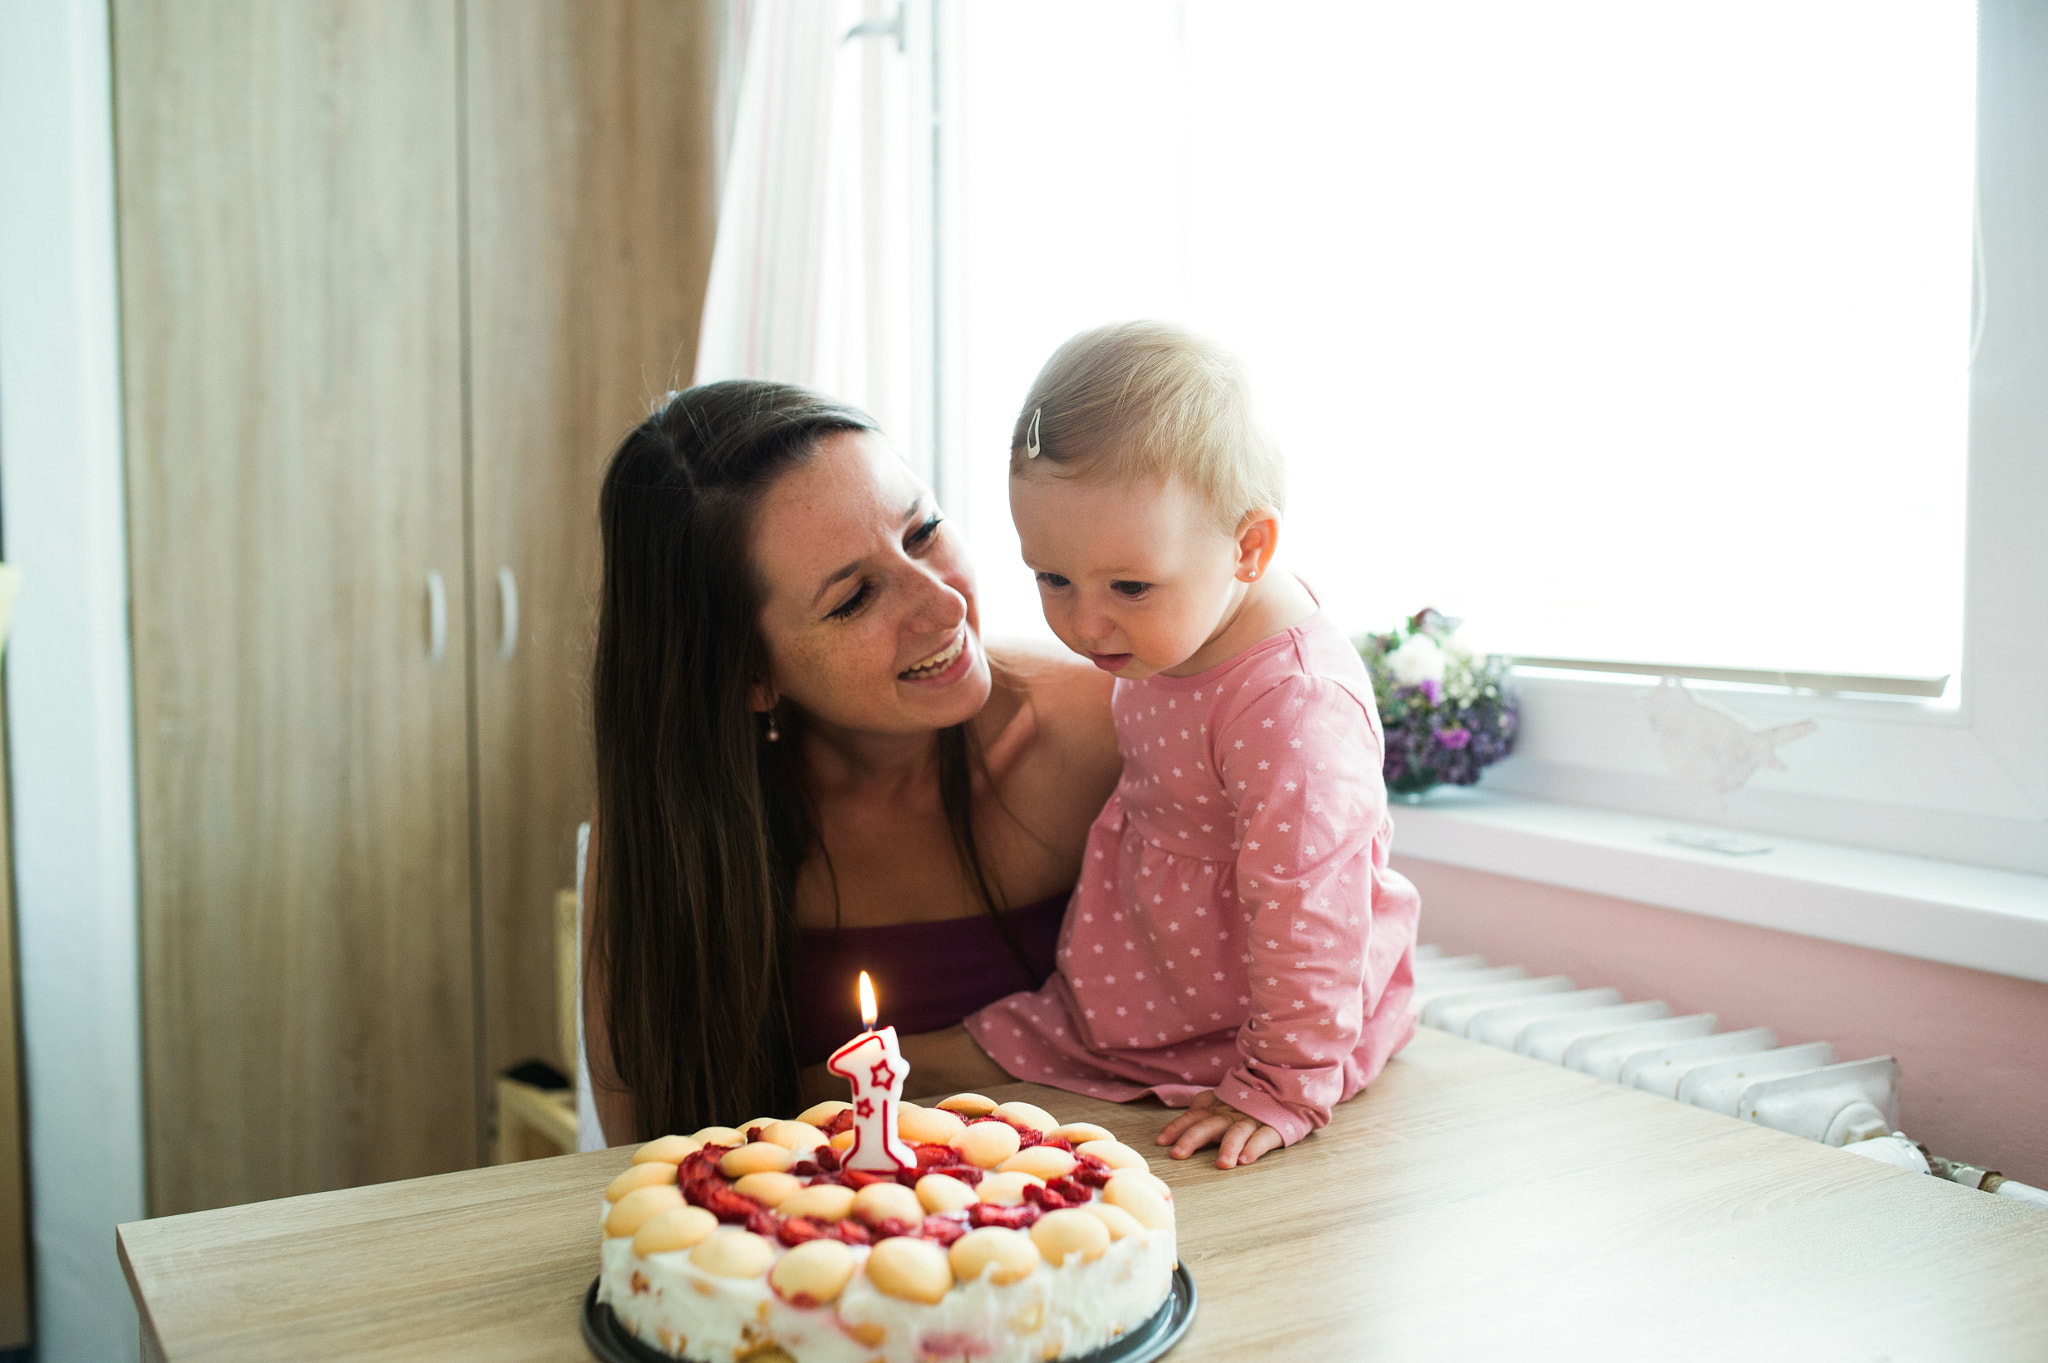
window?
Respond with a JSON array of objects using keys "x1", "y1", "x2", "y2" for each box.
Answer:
[{"x1": 926, "y1": 0, "x2": 2048, "y2": 873}]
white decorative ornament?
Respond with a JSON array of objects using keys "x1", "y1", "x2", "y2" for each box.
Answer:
[
  {"x1": 1640, "y1": 678, "x2": 1816, "y2": 853},
  {"x1": 1025, "y1": 407, "x2": 1043, "y2": 458}
]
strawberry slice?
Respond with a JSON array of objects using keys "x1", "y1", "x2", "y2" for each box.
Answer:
[
  {"x1": 831, "y1": 1220, "x2": 873, "y2": 1246},
  {"x1": 840, "y1": 1168, "x2": 900, "y2": 1190},
  {"x1": 1023, "y1": 1182, "x2": 1075, "y2": 1211},
  {"x1": 918, "y1": 1215, "x2": 967, "y2": 1247},
  {"x1": 704, "y1": 1187, "x2": 762, "y2": 1224},
  {"x1": 777, "y1": 1217, "x2": 827, "y2": 1247},
  {"x1": 680, "y1": 1165, "x2": 733, "y2": 1210},
  {"x1": 1071, "y1": 1154, "x2": 1112, "y2": 1188},
  {"x1": 967, "y1": 1202, "x2": 1042, "y2": 1231}
]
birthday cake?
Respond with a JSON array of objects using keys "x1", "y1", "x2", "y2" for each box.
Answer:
[{"x1": 594, "y1": 1095, "x2": 1178, "y2": 1363}]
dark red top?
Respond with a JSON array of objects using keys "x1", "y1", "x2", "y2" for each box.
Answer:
[{"x1": 794, "y1": 892, "x2": 1070, "y2": 1067}]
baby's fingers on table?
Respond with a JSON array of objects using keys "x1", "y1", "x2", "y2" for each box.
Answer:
[
  {"x1": 1222, "y1": 1124, "x2": 1285, "y2": 1169},
  {"x1": 1215, "y1": 1120, "x2": 1256, "y2": 1169},
  {"x1": 1167, "y1": 1115, "x2": 1236, "y2": 1160},
  {"x1": 1155, "y1": 1107, "x2": 1208, "y2": 1146}
]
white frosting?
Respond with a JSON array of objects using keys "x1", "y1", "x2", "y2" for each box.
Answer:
[{"x1": 598, "y1": 1200, "x2": 1175, "y2": 1363}]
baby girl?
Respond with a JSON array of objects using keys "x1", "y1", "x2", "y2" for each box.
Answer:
[{"x1": 966, "y1": 321, "x2": 1420, "y2": 1168}]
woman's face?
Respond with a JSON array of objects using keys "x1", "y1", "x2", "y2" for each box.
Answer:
[{"x1": 751, "y1": 430, "x2": 990, "y2": 738}]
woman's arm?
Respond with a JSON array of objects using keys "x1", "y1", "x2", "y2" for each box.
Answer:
[{"x1": 580, "y1": 813, "x2": 637, "y2": 1145}]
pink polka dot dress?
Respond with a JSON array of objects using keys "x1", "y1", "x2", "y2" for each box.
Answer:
[{"x1": 966, "y1": 610, "x2": 1420, "y2": 1145}]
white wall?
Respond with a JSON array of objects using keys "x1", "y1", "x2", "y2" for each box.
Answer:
[{"x1": 0, "y1": 1, "x2": 147, "y2": 1359}]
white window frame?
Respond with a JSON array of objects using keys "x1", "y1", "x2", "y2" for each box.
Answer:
[
  {"x1": 923, "y1": 0, "x2": 2048, "y2": 878},
  {"x1": 1479, "y1": 0, "x2": 2048, "y2": 877}
]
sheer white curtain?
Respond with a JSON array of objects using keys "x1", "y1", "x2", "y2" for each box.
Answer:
[{"x1": 694, "y1": 0, "x2": 911, "y2": 441}]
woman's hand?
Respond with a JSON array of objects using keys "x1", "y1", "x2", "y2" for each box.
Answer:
[
  {"x1": 1156, "y1": 1089, "x2": 1283, "y2": 1169},
  {"x1": 897, "y1": 1024, "x2": 1014, "y2": 1100}
]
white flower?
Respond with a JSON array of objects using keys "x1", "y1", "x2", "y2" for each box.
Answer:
[{"x1": 1387, "y1": 633, "x2": 1446, "y2": 687}]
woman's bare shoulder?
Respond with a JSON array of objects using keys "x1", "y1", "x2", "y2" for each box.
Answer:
[
  {"x1": 988, "y1": 637, "x2": 1111, "y2": 713},
  {"x1": 985, "y1": 638, "x2": 1117, "y2": 767}
]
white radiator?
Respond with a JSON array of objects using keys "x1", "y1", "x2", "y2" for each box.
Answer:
[{"x1": 1413, "y1": 944, "x2": 2048, "y2": 1210}]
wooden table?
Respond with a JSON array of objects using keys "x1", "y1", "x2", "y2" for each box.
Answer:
[{"x1": 119, "y1": 1028, "x2": 2048, "y2": 1361}]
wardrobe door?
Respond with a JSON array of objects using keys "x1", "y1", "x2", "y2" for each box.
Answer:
[
  {"x1": 464, "y1": 1, "x2": 720, "y2": 1086},
  {"x1": 116, "y1": 0, "x2": 476, "y2": 1214}
]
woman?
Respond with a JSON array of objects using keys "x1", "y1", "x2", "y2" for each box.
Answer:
[{"x1": 583, "y1": 381, "x2": 1119, "y2": 1144}]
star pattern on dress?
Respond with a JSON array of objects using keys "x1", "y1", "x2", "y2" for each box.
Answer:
[{"x1": 961, "y1": 626, "x2": 1412, "y2": 1154}]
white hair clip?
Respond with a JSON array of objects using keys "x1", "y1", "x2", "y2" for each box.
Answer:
[{"x1": 1026, "y1": 407, "x2": 1043, "y2": 458}]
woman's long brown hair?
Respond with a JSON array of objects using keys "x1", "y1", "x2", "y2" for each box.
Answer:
[{"x1": 591, "y1": 381, "x2": 1029, "y2": 1140}]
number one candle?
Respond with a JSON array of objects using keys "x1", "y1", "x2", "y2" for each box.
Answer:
[{"x1": 826, "y1": 971, "x2": 916, "y2": 1171}]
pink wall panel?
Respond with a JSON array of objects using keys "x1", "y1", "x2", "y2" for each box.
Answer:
[{"x1": 1394, "y1": 856, "x2": 2048, "y2": 1189}]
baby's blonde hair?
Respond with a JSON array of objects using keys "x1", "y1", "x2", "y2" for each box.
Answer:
[{"x1": 1009, "y1": 321, "x2": 1284, "y2": 528}]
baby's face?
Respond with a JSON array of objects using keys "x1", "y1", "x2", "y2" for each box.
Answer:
[{"x1": 1010, "y1": 471, "x2": 1245, "y2": 680}]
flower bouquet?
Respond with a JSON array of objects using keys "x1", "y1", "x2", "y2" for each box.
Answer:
[{"x1": 1358, "y1": 608, "x2": 1519, "y2": 797}]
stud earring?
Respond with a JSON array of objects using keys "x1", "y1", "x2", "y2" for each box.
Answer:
[{"x1": 1247, "y1": 568, "x2": 1259, "y2": 579}]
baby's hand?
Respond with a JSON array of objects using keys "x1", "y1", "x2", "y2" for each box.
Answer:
[{"x1": 1155, "y1": 1090, "x2": 1283, "y2": 1169}]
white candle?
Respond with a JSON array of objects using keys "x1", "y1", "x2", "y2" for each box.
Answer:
[{"x1": 826, "y1": 971, "x2": 917, "y2": 1171}]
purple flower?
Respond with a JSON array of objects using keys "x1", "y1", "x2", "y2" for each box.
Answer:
[{"x1": 1359, "y1": 616, "x2": 1518, "y2": 795}]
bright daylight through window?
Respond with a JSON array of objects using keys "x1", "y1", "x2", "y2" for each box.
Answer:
[{"x1": 949, "y1": 1, "x2": 1977, "y2": 691}]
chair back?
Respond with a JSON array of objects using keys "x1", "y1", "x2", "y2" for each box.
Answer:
[
  {"x1": 574, "y1": 821, "x2": 606, "y2": 1150},
  {"x1": 554, "y1": 889, "x2": 578, "y2": 1083}
]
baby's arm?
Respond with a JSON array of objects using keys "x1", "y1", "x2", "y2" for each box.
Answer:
[{"x1": 1169, "y1": 676, "x2": 1384, "y2": 1164}]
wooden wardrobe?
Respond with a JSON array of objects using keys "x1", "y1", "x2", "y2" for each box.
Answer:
[{"x1": 114, "y1": 0, "x2": 719, "y2": 1216}]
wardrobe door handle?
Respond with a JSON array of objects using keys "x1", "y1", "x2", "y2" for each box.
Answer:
[
  {"x1": 425, "y1": 570, "x2": 448, "y2": 664},
  {"x1": 497, "y1": 565, "x2": 519, "y2": 661}
]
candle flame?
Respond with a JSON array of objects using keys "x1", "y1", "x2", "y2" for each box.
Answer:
[{"x1": 858, "y1": 971, "x2": 877, "y2": 1029}]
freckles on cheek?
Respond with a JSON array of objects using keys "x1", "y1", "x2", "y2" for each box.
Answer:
[
  {"x1": 784, "y1": 633, "x2": 838, "y2": 690},
  {"x1": 777, "y1": 621, "x2": 883, "y2": 704}
]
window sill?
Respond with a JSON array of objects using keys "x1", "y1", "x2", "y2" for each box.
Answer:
[{"x1": 1388, "y1": 788, "x2": 2048, "y2": 986}]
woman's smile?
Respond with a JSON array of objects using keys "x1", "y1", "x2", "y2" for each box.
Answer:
[{"x1": 899, "y1": 626, "x2": 973, "y2": 684}]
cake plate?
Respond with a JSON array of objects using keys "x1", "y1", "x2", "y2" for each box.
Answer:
[{"x1": 582, "y1": 1263, "x2": 1197, "y2": 1363}]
